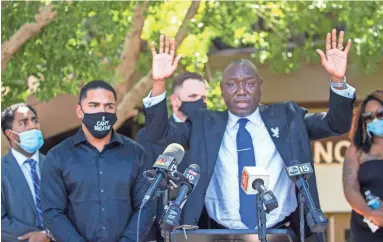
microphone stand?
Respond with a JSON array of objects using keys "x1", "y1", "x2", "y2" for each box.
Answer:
[
  {"x1": 162, "y1": 230, "x2": 171, "y2": 242},
  {"x1": 298, "y1": 191, "x2": 305, "y2": 242},
  {"x1": 256, "y1": 194, "x2": 267, "y2": 242}
]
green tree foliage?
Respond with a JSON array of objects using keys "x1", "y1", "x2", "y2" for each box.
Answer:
[{"x1": 2, "y1": 1, "x2": 383, "y2": 109}]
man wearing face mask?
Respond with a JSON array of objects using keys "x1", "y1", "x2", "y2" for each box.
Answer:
[
  {"x1": 40, "y1": 80, "x2": 155, "y2": 242},
  {"x1": 1, "y1": 103, "x2": 53, "y2": 242},
  {"x1": 136, "y1": 72, "x2": 208, "y2": 241}
]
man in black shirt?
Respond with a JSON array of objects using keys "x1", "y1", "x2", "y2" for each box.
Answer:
[{"x1": 41, "y1": 80, "x2": 155, "y2": 242}]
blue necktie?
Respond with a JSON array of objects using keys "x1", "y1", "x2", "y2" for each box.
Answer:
[
  {"x1": 25, "y1": 159, "x2": 43, "y2": 227},
  {"x1": 236, "y1": 118, "x2": 257, "y2": 229}
]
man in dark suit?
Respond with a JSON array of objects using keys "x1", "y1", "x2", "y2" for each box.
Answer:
[
  {"x1": 142, "y1": 31, "x2": 356, "y2": 242},
  {"x1": 1, "y1": 103, "x2": 53, "y2": 242},
  {"x1": 136, "y1": 72, "x2": 208, "y2": 241}
]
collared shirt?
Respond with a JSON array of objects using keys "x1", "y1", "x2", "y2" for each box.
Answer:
[
  {"x1": 11, "y1": 149, "x2": 40, "y2": 205},
  {"x1": 205, "y1": 109, "x2": 296, "y2": 228},
  {"x1": 41, "y1": 129, "x2": 151, "y2": 242},
  {"x1": 172, "y1": 113, "x2": 183, "y2": 123},
  {"x1": 142, "y1": 84, "x2": 356, "y2": 229}
]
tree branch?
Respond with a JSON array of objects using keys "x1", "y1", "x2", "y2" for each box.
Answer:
[
  {"x1": 1, "y1": 4, "x2": 56, "y2": 71},
  {"x1": 114, "y1": 0, "x2": 201, "y2": 128},
  {"x1": 115, "y1": 1, "x2": 149, "y2": 101},
  {"x1": 174, "y1": 0, "x2": 201, "y2": 46},
  {"x1": 115, "y1": 70, "x2": 152, "y2": 128}
]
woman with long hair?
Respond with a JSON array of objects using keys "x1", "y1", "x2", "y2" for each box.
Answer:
[{"x1": 343, "y1": 89, "x2": 383, "y2": 241}]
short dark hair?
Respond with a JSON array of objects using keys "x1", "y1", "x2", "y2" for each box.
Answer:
[
  {"x1": 1, "y1": 103, "x2": 38, "y2": 135},
  {"x1": 171, "y1": 72, "x2": 205, "y2": 93},
  {"x1": 79, "y1": 80, "x2": 117, "y2": 103},
  {"x1": 351, "y1": 89, "x2": 383, "y2": 153}
]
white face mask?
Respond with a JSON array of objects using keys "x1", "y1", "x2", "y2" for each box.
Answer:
[{"x1": 9, "y1": 129, "x2": 44, "y2": 153}]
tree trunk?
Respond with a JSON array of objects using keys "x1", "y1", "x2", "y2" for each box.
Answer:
[
  {"x1": 114, "y1": 0, "x2": 201, "y2": 129},
  {"x1": 1, "y1": 4, "x2": 56, "y2": 71},
  {"x1": 115, "y1": 1, "x2": 149, "y2": 102},
  {"x1": 115, "y1": 71, "x2": 153, "y2": 128}
]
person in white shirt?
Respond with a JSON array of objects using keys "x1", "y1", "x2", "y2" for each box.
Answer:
[
  {"x1": 1, "y1": 103, "x2": 53, "y2": 242},
  {"x1": 141, "y1": 30, "x2": 356, "y2": 242}
]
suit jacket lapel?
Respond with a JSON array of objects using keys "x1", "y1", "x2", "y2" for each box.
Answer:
[
  {"x1": 259, "y1": 104, "x2": 292, "y2": 164},
  {"x1": 204, "y1": 110, "x2": 228, "y2": 176},
  {"x1": 4, "y1": 152, "x2": 37, "y2": 214},
  {"x1": 39, "y1": 153, "x2": 45, "y2": 171}
]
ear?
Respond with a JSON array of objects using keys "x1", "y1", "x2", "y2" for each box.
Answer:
[
  {"x1": 4, "y1": 129, "x2": 16, "y2": 143},
  {"x1": 170, "y1": 94, "x2": 181, "y2": 108},
  {"x1": 4, "y1": 130, "x2": 11, "y2": 141},
  {"x1": 259, "y1": 78, "x2": 264, "y2": 94},
  {"x1": 76, "y1": 104, "x2": 83, "y2": 119}
]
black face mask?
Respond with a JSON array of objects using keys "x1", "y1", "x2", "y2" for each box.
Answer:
[
  {"x1": 180, "y1": 98, "x2": 207, "y2": 117},
  {"x1": 82, "y1": 112, "x2": 117, "y2": 139}
]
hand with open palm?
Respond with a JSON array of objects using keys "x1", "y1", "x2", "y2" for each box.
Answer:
[
  {"x1": 151, "y1": 35, "x2": 182, "y2": 82},
  {"x1": 316, "y1": 29, "x2": 352, "y2": 83}
]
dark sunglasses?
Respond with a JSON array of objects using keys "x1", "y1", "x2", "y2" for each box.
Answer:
[{"x1": 363, "y1": 108, "x2": 383, "y2": 123}]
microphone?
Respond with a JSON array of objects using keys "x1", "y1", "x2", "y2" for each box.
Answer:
[
  {"x1": 141, "y1": 143, "x2": 185, "y2": 208},
  {"x1": 286, "y1": 161, "x2": 328, "y2": 233},
  {"x1": 160, "y1": 164, "x2": 200, "y2": 231},
  {"x1": 241, "y1": 166, "x2": 278, "y2": 213}
]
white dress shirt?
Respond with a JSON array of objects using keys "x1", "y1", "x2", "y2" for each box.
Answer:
[
  {"x1": 11, "y1": 148, "x2": 40, "y2": 205},
  {"x1": 205, "y1": 109, "x2": 296, "y2": 228},
  {"x1": 172, "y1": 113, "x2": 183, "y2": 123},
  {"x1": 142, "y1": 84, "x2": 356, "y2": 229}
]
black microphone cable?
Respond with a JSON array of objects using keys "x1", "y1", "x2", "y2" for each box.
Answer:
[{"x1": 136, "y1": 202, "x2": 146, "y2": 242}]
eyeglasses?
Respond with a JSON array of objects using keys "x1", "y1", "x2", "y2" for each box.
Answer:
[{"x1": 363, "y1": 108, "x2": 383, "y2": 123}]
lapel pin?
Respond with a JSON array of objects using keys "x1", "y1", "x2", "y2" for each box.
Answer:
[{"x1": 271, "y1": 127, "x2": 279, "y2": 138}]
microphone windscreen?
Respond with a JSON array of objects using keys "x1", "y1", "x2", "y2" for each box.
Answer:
[
  {"x1": 288, "y1": 159, "x2": 301, "y2": 166},
  {"x1": 163, "y1": 143, "x2": 185, "y2": 165},
  {"x1": 188, "y1": 164, "x2": 200, "y2": 173}
]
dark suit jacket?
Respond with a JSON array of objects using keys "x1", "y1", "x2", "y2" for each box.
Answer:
[
  {"x1": 1, "y1": 151, "x2": 45, "y2": 242},
  {"x1": 143, "y1": 90, "x2": 355, "y2": 241}
]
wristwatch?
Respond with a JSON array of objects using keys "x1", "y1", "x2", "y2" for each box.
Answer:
[
  {"x1": 45, "y1": 229, "x2": 56, "y2": 241},
  {"x1": 330, "y1": 76, "x2": 347, "y2": 89}
]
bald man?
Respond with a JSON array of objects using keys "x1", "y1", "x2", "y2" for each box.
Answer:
[{"x1": 142, "y1": 32, "x2": 356, "y2": 241}]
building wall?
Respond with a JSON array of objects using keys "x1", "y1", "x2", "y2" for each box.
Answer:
[
  {"x1": 317, "y1": 164, "x2": 352, "y2": 242},
  {"x1": 326, "y1": 213, "x2": 352, "y2": 242},
  {"x1": 309, "y1": 108, "x2": 352, "y2": 242}
]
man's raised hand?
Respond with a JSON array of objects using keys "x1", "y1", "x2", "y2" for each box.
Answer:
[
  {"x1": 316, "y1": 29, "x2": 352, "y2": 83},
  {"x1": 151, "y1": 35, "x2": 182, "y2": 82}
]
